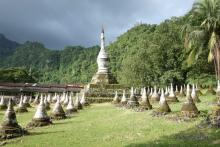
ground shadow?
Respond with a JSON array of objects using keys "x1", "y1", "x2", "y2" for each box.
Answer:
[
  {"x1": 125, "y1": 123, "x2": 220, "y2": 147},
  {"x1": 28, "y1": 130, "x2": 65, "y2": 136}
]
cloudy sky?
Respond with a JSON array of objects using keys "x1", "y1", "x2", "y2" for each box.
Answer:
[{"x1": 0, "y1": 0, "x2": 195, "y2": 49}]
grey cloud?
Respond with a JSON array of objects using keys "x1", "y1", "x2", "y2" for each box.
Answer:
[{"x1": 0, "y1": 0, "x2": 195, "y2": 49}]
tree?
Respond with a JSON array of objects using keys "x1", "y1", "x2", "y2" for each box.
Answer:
[{"x1": 182, "y1": 0, "x2": 220, "y2": 79}]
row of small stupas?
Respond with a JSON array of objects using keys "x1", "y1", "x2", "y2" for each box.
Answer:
[
  {"x1": 111, "y1": 82, "x2": 220, "y2": 117},
  {"x1": 0, "y1": 92, "x2": 89, "y2": 139}
]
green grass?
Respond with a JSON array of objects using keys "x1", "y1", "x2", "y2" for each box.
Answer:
[{"x1": 1, "y1": 94, "x2": 220, "y2": 147}]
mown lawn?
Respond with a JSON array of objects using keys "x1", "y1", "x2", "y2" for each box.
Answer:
[{"x1": 1, "y1": 93, "x2": 220, "y2": 147}]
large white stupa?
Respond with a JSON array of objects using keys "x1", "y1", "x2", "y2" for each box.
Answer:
[{"x1": 90, "y1": 27, "x2": 117, "y2": 84}]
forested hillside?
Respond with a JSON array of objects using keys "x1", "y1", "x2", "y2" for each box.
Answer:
[
  {"x1": 0, "y1": 15, "x2": 215, "y2": 86},
  {"x1": 0, "y1": 34, "x2": 19, "y2": 59}
]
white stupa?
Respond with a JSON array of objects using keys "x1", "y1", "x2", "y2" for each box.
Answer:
[
  {"x1": 181, "y1": 84, "x2": 199, "y2": 117},
  {"x1": 80, "y1": 92, "x2": 89, "y2": 106},
  {"x1": 191, "y1": 84, "x2": 201, "y2": 103},
  {"x1": 158, "y1": 88, "x2": 171, "y2": 113},
  {"x1": 0, "y1": 95, "x2": 7, "y2": 110},
  {"x1": 140, "y1": 87, "x2": 152, "y2": 110},
  {"x1": 66, "y1": 95, "x2": 77, "y2": 115},
  {"x1": 27, "y1": 96, "x2": 52, "y2": 127},
  {"x1": 90, "y1": 27, "x2": 117, "y2": 84},
  {"x1": 167, "y1": 83, "x2": 179, "y2": 102},
  {"x1": 151, "y1": 86, "x2": 160, "y2": 101},
  {"x1": 74, "y1": 93, "x2": 83, "y2": 110},
  {"x1": 16, "y1": 96, "x2": 28, "y2": 113},
  {"x1": 51, "y1": 96, "x2": 66, "y2": 119},
  {"x1": 121, "y1": 90, "x2": 127, "y2": 105},
  {"x1": 112, "y1": 91, "x2": 120, "y2": 104}
]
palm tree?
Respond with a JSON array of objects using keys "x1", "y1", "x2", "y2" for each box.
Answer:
[{"x1": 182, "y1": 0, "x2": 220, "y2": 79}]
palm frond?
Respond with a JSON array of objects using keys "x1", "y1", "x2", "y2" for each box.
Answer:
[
  {"x1": 208, "y1": 31, "x2": 217, "y2": 50},
  {"x1": 208, "y1": 49, "x2": 214, "y2": 62},
  {"x1": 187, "y1": 49, "x2": 197, "y2": 66}
]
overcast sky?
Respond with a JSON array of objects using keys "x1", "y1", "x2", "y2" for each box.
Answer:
[{"x1": 0, "y1": 0, "x2": 195, "y2": 49}]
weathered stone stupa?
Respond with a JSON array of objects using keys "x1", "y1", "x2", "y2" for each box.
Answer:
[
  {"x1": 191, "y1": 84, "x2": 201, "y2": 103},
  {"x1": 51, "y1": 97, "x2": 66, "y2": 120},
  {"x1": 139, "y1": 87, "x2": 152, "y2": 110},
  {"x1": 158, "y1": 88, "x2": 171, "y2": 113},
  {"x1": 33, "y1": 94, "x2": 40, "y2": 105},
  {"x1": 181, "y1": 84, "x2": 199, "y2": 117},
  {"x1": 127, "y1": 87, "x2": 139, "y2": 108},
  {"x1": 121, "y1": 90, "x2": 128, "y2": 105},
  {"x1": 167, "y1": 83, "x2": 179, "y2": 102},
  {"x1": 74, "y1": 93, "x2": 83, "y2": 110},
  {"x1": 151, "y1": 86, "x2": 160, "y2": 101},
  {"x1": 23, "y1": 95, "x2": 31, "y2": 107},
  {"x1": 27, "y1": 96, "x2": 52, "y2": 127},
  {"x1": 112, "y1": 91, "x2": 120, "y2": 104},
  {"x1": 16, "y1": 96, "x2": 28, "y2": 113},
  {"x1": 66, "y1": 96, "x2": 77, "y2": 115},
  {"x1": 80, "y1": 92, "x2": 89, "y2": 106},
  {"x1": 0, "y1": 99, "x2": 26, "y2": 139},
  {"x1": 179, "y1": 85, "x2": 186, "y2": 97}
]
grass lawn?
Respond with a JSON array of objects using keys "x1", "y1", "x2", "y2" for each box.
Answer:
[{"x1": 1, "y1": 93, "x2": 220, "y2": 147}]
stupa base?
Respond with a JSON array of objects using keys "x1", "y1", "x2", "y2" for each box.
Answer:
[
  {"x1": 139, "y1": 102, "x2": 152, "y2": 110},
  {"x1": 65, "y1": 109, "x2": 78, "y2": 115},
  {"x1": 181, "y1": 102, "x2": 199, "y2": 118},
  {"x1": 166, "y1": 96, "x2": 179, "y2": 102},
  {"x1": 27, "y1": 118, "x2": 52, "y2": 128},
  {"x1": 50, "y1": 113, "x2": 66, "y2": 120},
  {"x1": 0, "y1": 124, "x2": 27, "y2": 139},
  {"x1": 127, "y1": 101, "x2": 139, "y2": 108},
  {"x1": 16, "y1": 108, "x2": 28, "y2": 113},
  {"x1": 158, "y1": 103, "x2": 171, "y2": 113},
  {"x1": 205, "y1": 88, "x2": 216, "y2": 95}
]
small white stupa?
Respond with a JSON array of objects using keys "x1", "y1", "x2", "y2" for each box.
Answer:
[
  {"x1": 51, "y1": 96, "x2": 66, "y2": 120},
  {"x1": 158, "y1": 88, "x2": 171, "y2": 113},
  {"x1": 80, "y1": 92, "x2": 89, "y2": 106},
  {"x1": 44, "y1": 95, "x2": 50, "y2": 110},
  {"x1": 127, "y1": 87, "x2": 139, "y2": 107},
  {"x1": 112, "y1": 91, "x2": 120, "y2": 104},
  {"x1": 121, "y1": 90, "x2": 127, "y2": 105},
  {"x1": 66, "y1": 96, "x2": 77, "y2": 115},
  {"x1": 179, "y1": 85, "x2": 186, "y2": 97},
  {"x1": 140, "y1": 87, "x2": 152, "y2": 110},
  {"x1": 74, "y1": 93, "x2": 83, "y2": 110},
  {"x1": 16, "y1": 96, "x2": 28, "y2": 113},
  {"x1": 191, "y1": 84, "x2": 201, "y2": 103},
  {"x1": 0, "y1": 95, "x2": 7, "y2": 110},
  {"x1": 27, "y1": 96, "x2": 52, "y2": 127},
  {"x1": 23, "y1": 95, "x2": 31, "y2": 107},
  {"x1": 151, "y1": 86, "x2": 160, "y2": 101},
  {"x1": 33, "y1": 94, "x2": 40, "y2": 105},
  {"x1": 0, "y1": 98, "x2": 25, "y2": 139},
  {"x1": 181, "y1": 84, "x2": 199, "y2": 117},
  {"x1": 52, "y1": 93, "x2": 58, "y2": 103},
  {"x1": 167, "y1": 83, "x2": 179, "y2": 102},
  {"x1": 63, "y1": 93, "x2": 69, "y2": 106}
]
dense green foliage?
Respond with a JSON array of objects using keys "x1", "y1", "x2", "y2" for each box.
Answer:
[
  {"x1": 0, "y1": 4, "x2": 216, "y2": 85},
  {"x1": 0, "y1": 41, "x2": 99, "y2": 84},
  {"x1": 0, "y1": 68, "x2": 37, "y2": 83}
]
